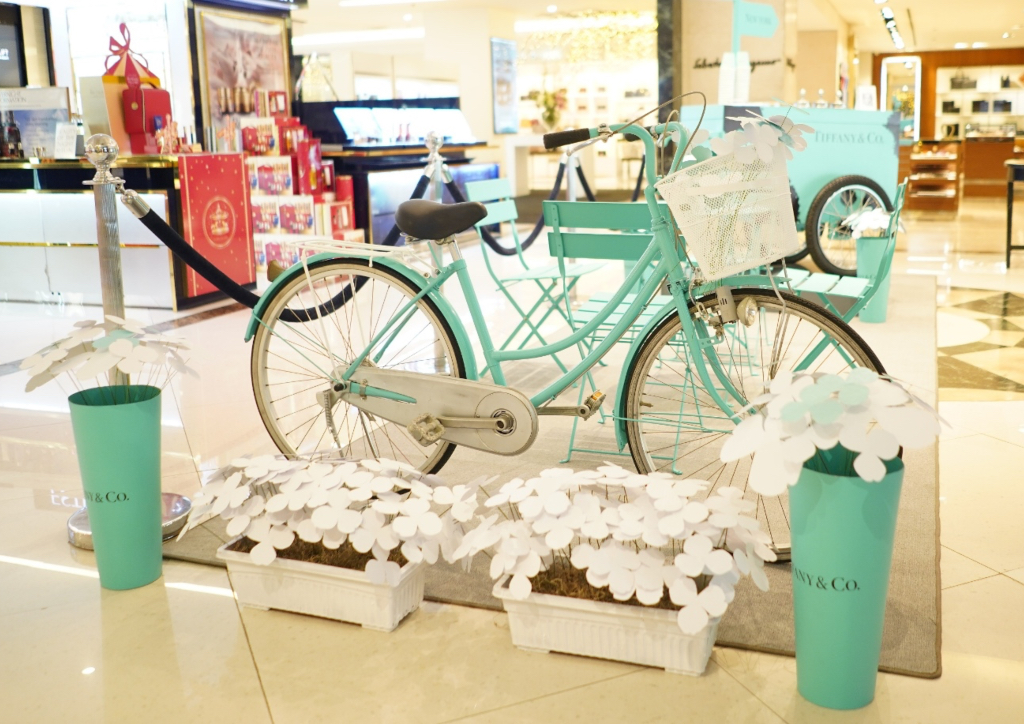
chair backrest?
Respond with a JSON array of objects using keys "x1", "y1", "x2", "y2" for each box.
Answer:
[
  {"x1": 544, "y1": 200, "x2": 655, "y2": 263},
  {"x1": 464, "y1": 178, "x2": 519, "y2": 226},
  {"x1": 873, "y1": 180, "x2": 907, "y2": 283}
]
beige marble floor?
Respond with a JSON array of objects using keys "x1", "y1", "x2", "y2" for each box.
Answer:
[{"x1": 2, "y1": 198, "x2": 1024, "y2": 722}]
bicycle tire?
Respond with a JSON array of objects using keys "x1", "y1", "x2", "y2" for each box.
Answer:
[
  {"x1": 623, "y1": 288, "x2": 884, "y2": 552},
  {"x1": 251, "y1": 257, "x2": 467, "y2": 474},
  {"x1": 806, "y1": 175, "x2": 892, "y2": 276}
]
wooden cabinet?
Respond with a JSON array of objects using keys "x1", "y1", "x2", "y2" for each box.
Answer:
[
  {"x1": 907, "y1": 140, "x2": 961, "y2": 212},
  {"x1": 963, "y1": 138, "x2": 1024, "y2": 197}
]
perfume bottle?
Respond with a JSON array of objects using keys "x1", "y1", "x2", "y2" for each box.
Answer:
[
  {"x1": 814, "y1": 89, "x2": 829, "y2": 108},
  {"x1": 2, "y1": 112, "x2": 23, "y2": 158},
  {"x1": 795, "y1": 88, "x2": 810, "y2": 109},
  {"x1": 832, "y1": 90, "x2": 845, "y2": 109}
]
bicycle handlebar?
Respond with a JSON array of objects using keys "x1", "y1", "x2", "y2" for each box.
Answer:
[{"x1": 543, "y1": 128, "x2": 594, "y2": 150}]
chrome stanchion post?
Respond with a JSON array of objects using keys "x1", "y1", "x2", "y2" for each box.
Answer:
[{"x1": 83, "y1": 134, "x2": 127, "y2": 386}]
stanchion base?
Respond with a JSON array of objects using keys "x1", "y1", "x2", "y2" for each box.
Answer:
[{"x1": 67, "y1": 493, "x2": 192, "y2": 550}]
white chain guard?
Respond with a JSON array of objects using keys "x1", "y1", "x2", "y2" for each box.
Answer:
[{"x1": 339, "y1": 366, "x2": 538, "y2": 456}]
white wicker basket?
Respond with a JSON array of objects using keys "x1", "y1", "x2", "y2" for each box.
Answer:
[{"x1": 656, "y1": 153, "x2": 801, "y2": 281}]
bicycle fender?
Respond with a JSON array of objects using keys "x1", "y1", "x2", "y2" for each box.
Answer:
[
  {"x1": 613, "y1": 299, "x2": 680, "y2": 452},
  {"x1": 244, "y1": 253, "x2": 479, "y2": 380}
]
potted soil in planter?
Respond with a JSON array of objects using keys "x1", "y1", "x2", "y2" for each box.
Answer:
[
  {"x1": 181, "y1": 456, "x2": 481, "y2": 632},
  {"x1": 451, "y1": 464, "x2": 776, "y2": 675}
]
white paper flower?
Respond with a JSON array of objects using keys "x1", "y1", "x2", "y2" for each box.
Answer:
[{"x1": 722, "y1": 370, "x2": 940, "y2": 492}]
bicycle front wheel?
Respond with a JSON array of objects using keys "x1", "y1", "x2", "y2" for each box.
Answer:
[
  {"x1": 623, "y1": 289, "x2": 884, "y2": 552},
  {"x1": 251, "y1": 258, "x2": 466, "y2": 473}
]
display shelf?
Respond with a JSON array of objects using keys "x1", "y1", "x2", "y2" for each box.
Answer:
[
  {"x1": 934, "y1": 65, "x2": 1024, "y2": 139},
  {"x1": 906, "y1": 140, "x2": 961, "y2": 212}
]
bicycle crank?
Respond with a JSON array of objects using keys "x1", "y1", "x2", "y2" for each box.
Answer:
[{"x1": 336, "y1": 366, "x2": 538, "y2": 456}]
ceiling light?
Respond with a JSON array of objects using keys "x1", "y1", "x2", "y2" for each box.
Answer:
[
  {"x1": 293, "y1": 28, "x2": 426, "y2": 47},
  {"x1": 972, "y1": 42, "x2": 988, "y2": 48},
  {"x1": 1004, "y1": 32, "x2": 1011, "y2": 39},
  {"x1": 338, "y1": 0, "x2": 446, "y2": 6},
  {"x1": 82, "y1": 667, "x2": 96, "y2": 675},
  {"x1": 547, "y1": 4, "x2": 558, "y2": 12},
  {"x1": 894, "y1": 38, "x2": 905, "y2": 50},
  {"x1": 403, "y1": 13, "x2": 412, "y2": 21},
  {"x1": 881, "y1": 7, "x2": 894, "y2": 20},
  {"x1": 853, "y1": 57, "x2": 860, "y2": 64},
  {"x1": 954, "y1": 42, "x2": 968, "y2": 49},
  {"x1": 874, "y1": 0, "x2": 888, "y2": 4}
]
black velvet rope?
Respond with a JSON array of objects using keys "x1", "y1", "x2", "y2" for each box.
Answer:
[
  {"x1": 631, "y1": 156, "x2": 646, "y2": 203},
  {"x1": 136, "y1": 210, "x2": 354, "y2": 321},
  {"x1": 380, "y1": 174, "x2": 432, "y2": 247}
]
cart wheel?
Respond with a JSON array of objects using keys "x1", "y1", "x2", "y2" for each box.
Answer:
[
  {"x1": 783, "y1": 183, "x2": 808, "y2": 263},
  {"x1": 806, "y1": 175, "x2": 892, "y2": 276}
]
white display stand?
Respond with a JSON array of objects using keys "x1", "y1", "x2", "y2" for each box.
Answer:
[{"x1": 504, "y1": 134, "x2": 598, "y2": 197}]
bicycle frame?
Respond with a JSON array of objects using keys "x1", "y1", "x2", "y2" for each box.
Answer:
[{"x1": 336, "y1": 122, "x2": 749, "y2": 421}]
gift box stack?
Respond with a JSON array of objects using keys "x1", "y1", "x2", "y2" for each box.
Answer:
[{"x1": 243, "y1": 115, "x2": 362, "y2": 270}]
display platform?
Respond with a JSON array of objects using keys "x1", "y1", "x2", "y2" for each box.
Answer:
[{"x1": 166, "y1": 272, "x2": 940, "y2": 678}]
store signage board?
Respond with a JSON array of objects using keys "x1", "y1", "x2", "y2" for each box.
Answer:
[
  {"x1": 0, "y1": 88, "x2": 70, "y2": 158},
  {"x1": 736, "y1": 1, "x2": 778, "y2": 40},
  {"x1": 491, "y1": 38, "x2": 518, "y2": 135}
]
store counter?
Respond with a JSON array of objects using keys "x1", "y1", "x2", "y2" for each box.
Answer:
[
  {"x1": 322, "y1": 144, "x2": 498, "y2": 245},
  {"x1": 963, "y1": 137, "x2": 1024, "y2": 198},
  {"x1": 0, "y1": 156, "x2": 250, "y2": 310}
]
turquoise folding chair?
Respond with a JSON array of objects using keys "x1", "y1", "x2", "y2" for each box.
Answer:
[
  {"x1": 771, "y1": 181, "x2": 907, "y2": 323},
  {"x1": 464, "y1": 178, "x2": 605, "y2": 376},
  {"x1": 544, "y1": 199, "x2": 672, "y2": 461}
]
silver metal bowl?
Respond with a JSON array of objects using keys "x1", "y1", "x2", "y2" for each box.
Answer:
[{"x1": 67, "y1": 493, "x2": 192, "y2": 550}]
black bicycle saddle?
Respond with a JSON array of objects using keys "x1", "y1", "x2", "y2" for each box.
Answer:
[{"x1": 395, "y1": 199, "x2": 488, "y2": 240}]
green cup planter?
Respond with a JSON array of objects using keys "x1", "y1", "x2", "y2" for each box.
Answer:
[
  {"x1": 68, "y1": 385, "x2": 163, "y2": 590},
  {"x1": 789, "y1": 447, "x2": 904, "y2": 710}
]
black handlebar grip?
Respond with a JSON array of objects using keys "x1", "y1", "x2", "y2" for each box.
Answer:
[{"x1": 543, "y1": 128, "x2": 592, "y2": 150}]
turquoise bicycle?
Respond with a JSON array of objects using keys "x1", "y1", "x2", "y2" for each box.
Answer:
[{"x1": 245, "y1": 116, "x2": 883, "y2": 501}]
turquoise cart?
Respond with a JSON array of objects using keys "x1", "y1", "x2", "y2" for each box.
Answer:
[{"x1": 678, "y1": 105, "x2": 900, "y2": 277}]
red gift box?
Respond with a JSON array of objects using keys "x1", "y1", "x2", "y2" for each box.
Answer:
[
  {"x1": 123, "y1": 84, "x2": 171, "y2": 135},
  {"x1": 292, "y1": 139, "x2": 323, "y2": 196},
  {"x1": 129, "y1": 132, "x2": 159, "y2": 154},
  {"x1": 278, "y1": 196, "x2": 315, "y2": 235},
  {"x1": 178, "y1": 154, "x2": 255, "y2": 298},
  {"x1": 335, "y1": 175, "x2": 354, "y2": 203}
]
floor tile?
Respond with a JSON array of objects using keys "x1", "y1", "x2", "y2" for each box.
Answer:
[
  {"x1": 446, "y1": 659, "x2": 785, "y2": 723},
  {"x1": 942, "y1": 575, "x2": 1024, "y2": 661},
  {"x1": 712, "y1": 646, "x2": 1024, "y2": 724},
  {"x1": 242, "y1": 601, "x2": 642, "y2": 724},
  {"x1": 940, "y1": 547, "x2": 998, "y2": 589},
  {"x1": 0, "y1": 561, "x2": 270, "y2": 724},
  {"x1": 939, "y1": 434, "x2": 1024, "y2": 572},
  {"x1": 936, "y1": 311, "x2": 992, "y2": 348},
  {"x1": 937, "y1": 401, "x2": 1024, "y2": 449}
]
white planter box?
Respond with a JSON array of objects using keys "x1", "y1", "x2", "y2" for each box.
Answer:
[
  {"x1": 492, "y1": 578, "x2": 719, "y2": 676},
  {"x1": 217, "y1": 540, "x2": 423, "y2": 632}
]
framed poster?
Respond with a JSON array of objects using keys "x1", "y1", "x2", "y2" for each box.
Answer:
[
  {"x1": 491, "y1": 38, "x2": 517, "y2": 135},
  {"x1": 0, "y1": 87, "x2": 70, "y2": 157},
  {"x1": 193, "y1": 5, "x2": 290, "y2": 148}
]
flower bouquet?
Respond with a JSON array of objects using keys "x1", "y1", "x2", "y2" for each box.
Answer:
[
  {"x1": 20, "y1": 315, "x2": 194, "y2": 590},
  {"x1": 450, "y1": 463, "x2": 775, "y2": 675},
  {"x1": 719, "y1": 368, "x2": 940, "y2": 709},
  {"x1": 182, "y1": 455, "x2": 481, "y2": 631}
]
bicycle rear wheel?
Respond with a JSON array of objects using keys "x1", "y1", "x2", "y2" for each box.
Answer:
[
  {"x1": 623, "y1": 289, "x2": 884, "y2": 555},
  {"x1": 250, "y1": 258, "x2": 466, "y2": 473}
]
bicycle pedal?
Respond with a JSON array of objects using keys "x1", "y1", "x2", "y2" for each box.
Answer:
[
  {"x1": 580, "y1": 391, "x2": 606, "y2": 420},
  {"x1": 408, "y1": 413, "x2": 445, "y2": 446}
]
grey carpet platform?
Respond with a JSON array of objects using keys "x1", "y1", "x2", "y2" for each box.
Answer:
[{"x1": 165, "y1": 274, "x2": 940, "y2": 678}]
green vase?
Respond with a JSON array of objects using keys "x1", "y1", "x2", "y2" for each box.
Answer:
[
  {"x1": 68, "y1": 385, "x2": 163, "y2": 590},
  {"x1": 789, "y1": 448, "x2": 904, "y2": 710},
  {"x1": 856, "y1": 236, "x2": 892, "y2": 323}
]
